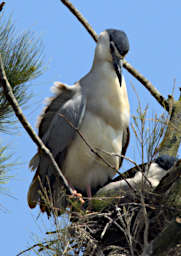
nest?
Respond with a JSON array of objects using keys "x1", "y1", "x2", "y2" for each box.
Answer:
[{"x1": 66, "y1": 160, "x2": 181, "y2": 256}]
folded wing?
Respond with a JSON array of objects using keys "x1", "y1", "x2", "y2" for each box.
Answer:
[{"x1": 27, "y1": 82, "x2": 86, "y2": 213}]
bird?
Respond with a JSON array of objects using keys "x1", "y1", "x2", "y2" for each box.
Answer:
[
  {"x1": 27, "y1": 29, "x2": 130, "y2": 215},
  {"x1": 99, "y1": 155, "x2": 178, "y2": 194}
]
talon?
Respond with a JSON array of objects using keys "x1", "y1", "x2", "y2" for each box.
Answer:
[{"x1": 70, "y1": 189, "x2": 85, "y2": 204}]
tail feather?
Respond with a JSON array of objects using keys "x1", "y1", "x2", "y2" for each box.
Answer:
[
  {"x1": 27, "y1": 155, "x2": 67, "y2": 216},
  {"x1": 28, "y1": 153, "x2": 41, "y2": 208},
  {"x1": 29, "y1": 153, "x2": 40, "y2": 171},
  {"x1": 27, "y1": 174, "x2": 41, "y2": 209}
]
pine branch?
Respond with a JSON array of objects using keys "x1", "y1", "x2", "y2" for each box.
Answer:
[
  {"x1": 0, "y1": 15, "x2": 44, "y2": 131},
  {"x1": 0, "y1": 54, "x2": 76, "y2": 199}
]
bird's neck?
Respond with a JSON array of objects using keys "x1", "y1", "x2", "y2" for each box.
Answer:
[
  {"x1": 90, "y1": 56, "x2": 118, "y2": 86},
  {"x1": 81, "y1": 45, "x2": 120, "y2": 93},
  {"x1": 81, "y1": 54, "x2": 121, "y2": 101},
  {"x1": 92, "y1": 57, "x2": 112, "y2": 71}
]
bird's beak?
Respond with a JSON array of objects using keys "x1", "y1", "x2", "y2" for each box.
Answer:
[
  {"x1": 112, "y1": 52, "x2": 123, "y2": 87},
  {"x1": 110, "y1": 41, "x2": 125, "y2": 87}
]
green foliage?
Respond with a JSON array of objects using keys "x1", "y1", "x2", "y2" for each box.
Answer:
[
  {"x1": 0, "y1": 145, "x2": 12, "y2": 187},
  {"x1": 0, "y1": 15, "x2": 44, "y2": 132},
  {"x1": 0, "y1": 14, "x2": 44, "y2": 197}
]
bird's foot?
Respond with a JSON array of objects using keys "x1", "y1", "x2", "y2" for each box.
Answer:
[{"x1": 70, "y1": 189, "x2": 85, "y2": 204}]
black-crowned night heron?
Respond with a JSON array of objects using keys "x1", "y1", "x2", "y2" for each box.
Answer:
[
  {"x1": 28, "y1": 29, "x2": 130, "y2": 214},
  {"x1": 99, "y1": 155, "x2": 178, "y2": 194}
]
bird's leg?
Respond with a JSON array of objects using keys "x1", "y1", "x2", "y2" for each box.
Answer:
[
  {"x1": 86, "y1": 184, "x2": 94, "y2": 211},
  {"x1": 86, "y1": 184, "x2": 92, "y2": 199}
]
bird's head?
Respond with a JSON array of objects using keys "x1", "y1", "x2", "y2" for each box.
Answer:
[{"x1": 95, "y1": 29, "x2": 129, "y2": 86}]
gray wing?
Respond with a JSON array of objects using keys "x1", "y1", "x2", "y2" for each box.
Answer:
[
  {"x1": 39, "y1": 82, "x2": 86, "y2": 156},
  {"x1": 28, "y1": 82, "x2": 86, "y2": 212}
]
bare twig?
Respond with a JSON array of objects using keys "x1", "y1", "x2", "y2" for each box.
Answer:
[
  {"x1": 96, "y1": 148, "x2": 143, "y2": 173},
  {"x1": 115, "y1": 207, "x2": 135, "y2": 256},
  {"x1": 123, "y1": 60, "x2": 169, "y2": 111},
  {"x1": 95, "y1": 148, "x2": 152, "y2": 187},
  {"x1": 58, "y1": 113, "x2": 137, "y2": 194},
  {"x1": 60, "y1": 0, "x2": 169, "y2": 112},
  {"x1": 140, "y1": 194, "x2": 149, "y2": 248},
  {"x1": 59, "y1": 114, "x2": 119, "y2": 169},
  {"x1": 0, "y1": 54, "x2": 74, "y2": 197},
  {"x1": 16, "y1": 240, "x2": 59, "y2": 256},
  {"x1": 58, "y1": 114, "x2": 117, "y2": 171},
  {"x1": 101, "y1": 217, "x2": 113, "y2": 239}
]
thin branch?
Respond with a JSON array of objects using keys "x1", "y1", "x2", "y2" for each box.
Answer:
[
  {"x1": 60, "y1": 0, "x2": 169, "y2": 112},
  {"x1": 16, "y1": 240, "x2": 59, "y2": 256},
  {"x1": 59, "y1": 113, "x2": 137, "y2": 194},
  {"x1": 123, "y1": 60, "x2": 169, "y2": 111},
  {"x1": 95, "y1": 148, "x2": 143, "y2": 173},
  {"x1": 0, "y1": 54, "x2": 75, "y2": 197},
  {"x1": 58, "y1": 114, "x2": 117, "y2": 170},
  {"x1": 154, "y1": 159, "x2": 181, "y2": 194},
  {"x1": 95, "y1": 148, "x2": 152, "y2": 187},
  {"x1": 140, "y1": 193, "x2": 149, "y2": 248},
  {"x1": 100, "y1": 217, "x2": 113, "y2": 239}
]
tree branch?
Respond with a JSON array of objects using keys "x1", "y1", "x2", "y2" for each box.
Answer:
[
  {"x1": 123, "y1": 60, "x2": 169, "y2": 111},
  {"x1": 60, "y1": 0, "x2": 169, "y2": 112},
  {"x1": 158, "y1": 98, "x2": 181, "y2": 157},
  {"x1": 0, "y1": 54, "x2": 75, "y2": 197},
  {"x1": 154, "y1": 160, "x2": 181, "y2": 194},
  {"x1": 16, "y1": 239, "x2": 59, "y2": 256},
  {"x1": 142, "y1": 218, "x2": 181, "y2": 256}
]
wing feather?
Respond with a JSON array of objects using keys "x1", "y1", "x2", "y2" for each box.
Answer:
[
  {"x1": 28, "y1": 82, "x2": 86, "y2": 213},
  {"x1": 119, "y1": 127, "x2": 130, "y2": 167}
]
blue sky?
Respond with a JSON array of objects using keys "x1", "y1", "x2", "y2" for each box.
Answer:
[{"x1": 2, "y1": 1, "x2": 181, "y2": 255}]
